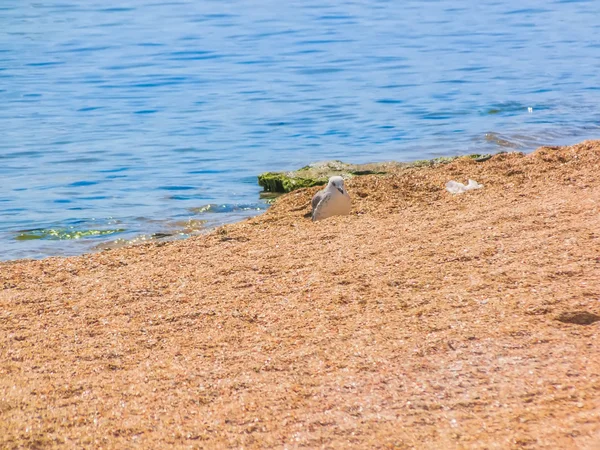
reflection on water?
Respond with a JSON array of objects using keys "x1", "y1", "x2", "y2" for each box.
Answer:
[{"x1": 2, "y1": 0, "x2": 600, "y2": 259}]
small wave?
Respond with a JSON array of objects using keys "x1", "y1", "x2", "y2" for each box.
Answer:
[
  {"x1": 189, "y1": 203, "x2": 269, "y2": 214},
  {"x1": 15, "y1": 227, "x2": 125, "y2": 241}
]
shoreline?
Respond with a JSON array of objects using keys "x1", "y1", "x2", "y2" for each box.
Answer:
[
  {"x1": 1, "y1": 140, "x2": 600, "y2": 448},
  {"x1": 3, "y1": 150, "x2": 497, "y2": 264}
]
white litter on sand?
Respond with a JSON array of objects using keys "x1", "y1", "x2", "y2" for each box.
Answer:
[{"x1": 445, "y1": 179, "x2": 484, "y2": 194}]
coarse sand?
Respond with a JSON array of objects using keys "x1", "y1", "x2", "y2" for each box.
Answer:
[{"x1": 1, "y1": 141, "x2": 600, "y2": 449}]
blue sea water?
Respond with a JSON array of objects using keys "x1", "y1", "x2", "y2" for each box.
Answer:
[{"x1": 2, "y1": 0, "x2": 600, "y2": 260}]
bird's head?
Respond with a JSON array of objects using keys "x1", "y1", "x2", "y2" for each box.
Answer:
[{"x1": 328, "y1": 176, "x2": 346, "y2": 195}]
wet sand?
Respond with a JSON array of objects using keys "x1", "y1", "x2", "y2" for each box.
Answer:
[{"x1": 1, "y1": 141, "x2": 599, "y2": 449}]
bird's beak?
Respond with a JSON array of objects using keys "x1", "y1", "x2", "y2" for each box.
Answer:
[{"x1": 337, "y1": 187, "x2": 344, "y2": 194}]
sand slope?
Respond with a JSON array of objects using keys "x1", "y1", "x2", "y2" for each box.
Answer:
[{"x1": 1, "y1": 141, "x2": 600, "y2": 449}]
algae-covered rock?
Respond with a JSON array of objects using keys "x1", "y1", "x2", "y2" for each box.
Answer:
[
  {"x1": 258, "y1": 160, "x2": 403, "y2": 193},
  {"x1": 257, "y1": 171, "x2": 325, "y2": 193},
  {"x1": 258, "y1": 155, "x2": 492, "y2": 193}
]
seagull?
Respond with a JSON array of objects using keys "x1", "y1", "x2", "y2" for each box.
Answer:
[{"x1": 311, "y1": 176, "x2": 352, "y2": 221}]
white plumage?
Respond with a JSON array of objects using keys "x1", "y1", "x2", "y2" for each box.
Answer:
[{"x1": 311, "y1": 176, "x2": 352, "y2": 221}]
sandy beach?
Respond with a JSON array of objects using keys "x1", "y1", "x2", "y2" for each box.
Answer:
[{"x1": 1, "y1": 141, "x2": 599, "y2": 448}]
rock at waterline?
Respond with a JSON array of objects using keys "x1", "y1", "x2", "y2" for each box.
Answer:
[{"x1": 257, "y1": 155, "x2": 493, "y2": 193}]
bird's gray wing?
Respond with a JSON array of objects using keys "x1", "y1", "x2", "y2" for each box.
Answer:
[
  {"x1": 311, "y1": 191, "x2": 331, "y2": 221},
  {"x1": 311, "y1": 190, "x2": 324, "y2": 211}
]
